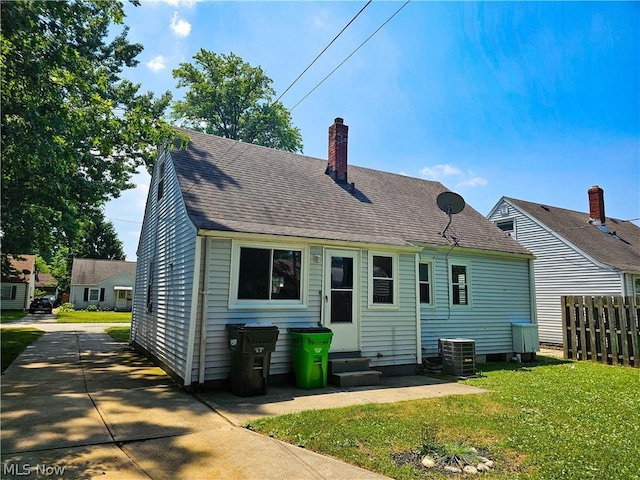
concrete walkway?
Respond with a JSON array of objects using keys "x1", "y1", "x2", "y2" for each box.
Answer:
[{"x1": 1, "y1": 316, "x2": 486, "y2": 479}]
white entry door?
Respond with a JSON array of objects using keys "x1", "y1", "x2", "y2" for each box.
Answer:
[
  {"x1": 116, "y1": 290, "x2": 127, "y2": 310},
  {"x1": 323, "y1": 249, "x2": 359, "y2": 352}
]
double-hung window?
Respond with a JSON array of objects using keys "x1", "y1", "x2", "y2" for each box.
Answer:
[
  {"x1": 232, "y1": 244, "x2": 305, "y2": 307},
  {"x1": 450, "y1": 262, "x2": 471, "y2": 306},
  {"x1": 88, "y1": 288, "x2": 100, "y2": 302},
  {"x1": 370, "y1": 253, "x2": 397, "y2": 307},
  {"x1": 419, "y1": 261, "x2": 433, "y2": 305}
]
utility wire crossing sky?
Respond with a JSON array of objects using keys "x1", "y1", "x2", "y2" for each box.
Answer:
[{"x1": 105, "y1": 1, "x2": 639, "y2": 260}]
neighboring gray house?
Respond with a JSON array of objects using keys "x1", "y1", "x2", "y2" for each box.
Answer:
[
  {"x1": 1, "y1": 254, "x2": 36, "y2": 310},
  {"x1": 488, "y1": 186, "x2": 640, "y2": 344},
  {"x1": 70, "y1": 258, "x2": 136, "y2": 311},
  {"x1": 132, "y1": 119, "x2": 536, "y2": 390}
]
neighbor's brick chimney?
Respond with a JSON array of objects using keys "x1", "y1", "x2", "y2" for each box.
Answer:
[
  {"x1": 328, "y1": 117, "x2": 348, "y2": 183},
  {"x1": 588, "y1": 185, "x2": 606, "y2": 225}
]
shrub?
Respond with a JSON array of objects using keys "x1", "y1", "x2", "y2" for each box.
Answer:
[
  {"x1": 86, "y1": 304, "x2": 99, "y2": 312},
  {"x1": 58, "y1": 303, "x2": 75, "y2": 312}
]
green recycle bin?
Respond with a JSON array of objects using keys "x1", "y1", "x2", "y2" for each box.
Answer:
[
  {"x1": 288, "y1": 327, "x2": 333, "y2": 389},
  {"x1": 226, "y1": 323, "x2": 279, "y2": 397}
]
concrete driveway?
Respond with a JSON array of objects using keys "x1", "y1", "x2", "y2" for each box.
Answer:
[{"x1": 1, "y1": 319, "x2": 485, "y2": 479}]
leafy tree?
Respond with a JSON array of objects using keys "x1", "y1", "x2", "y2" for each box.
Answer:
[
  {"x1": 34, "y1": 256, "x2": 51, "y2": 274},
  {"x1": 50, "y1": 246, "x2": 72, "y2": 294},
  {"x1": 172, "y1": 50, "x2": 303, "y2": 152},
  {"x1": 1, "y1": 0, "x2": 180, "y2": 266},
  {"x1": 75, "y1": 216, "x2": 125, "y2": 260}
]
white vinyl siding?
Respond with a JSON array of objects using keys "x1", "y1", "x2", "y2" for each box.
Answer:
[
  {"x1": 194, "y1": 240, "x2": 323, "y2": 383},
  {"x1": 132, "y1": 149, "x2": 198, "y2": 381},
  {"x1": 0, "y1": 283, "x2": 27, "y2": 310},
  {"x1": 488, "y1": 200, "x2": 625, "y2": 344},
  {"x1": 420, "y1": 250, "x2": 533, "y2": 357},
  {"x1": 192, "y1": 245, "x2": 419, "y2": 383},
  {"x1": 362, "y1": 251, "x2": 418, "y2": 367},
  {"x1": 69, "y1": 271, "x2": 134, "y2": 310}
]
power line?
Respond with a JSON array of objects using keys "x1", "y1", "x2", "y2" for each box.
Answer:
[
  {"x1": 106, "y1": 217, "x2": 143, "y2": 225},
  {"x1": 273, "y1": 1, "x2": 372, "y2": 105},
  {"x1": 291, "y1": 0, "x2": 411, "y2": 112},
  {"x1": 171, "y1": 1, "x2": 411, "y2": 196}
]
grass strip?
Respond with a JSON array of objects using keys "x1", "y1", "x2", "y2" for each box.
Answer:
[
  {"x1": 1, "y1": 310, "x2": 27, "y2": 324},
  {"x1": 247, "y1": 357, "x2": 640, "y2": 480},
  {"x1": 1, "y1": 327, "x2": 45, "y2": 372},
  {"x1": 106, "y1": 326, "x2": 131, "y2": 343},
  {"x1": 57, "y1": 311, "x2": 131, "y2": 323}
]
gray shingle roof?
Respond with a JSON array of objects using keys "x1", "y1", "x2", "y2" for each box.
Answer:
[
  {"x1": 71, "y1": 258, "x2": 136, "y2": 285},
  {"x1": 170, "y1": 129, "x2": 531, "y2": 256},
  {"x1": 507, "y1": 197, "x2": 640, "y2": 272}
]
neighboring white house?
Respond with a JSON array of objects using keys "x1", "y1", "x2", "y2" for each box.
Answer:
[
  {"x1": 132, "y1": 119, "x2": 536, "y2": 390},
  {"x1": 488, "y1": 186, "x2": 640, "y2": 344},
  {"x1": 69, "y1": 258, "x2": 136, "y2": 311},
  {"x1": 1, "y1": 254, "x2": 36, "y2": 310}
]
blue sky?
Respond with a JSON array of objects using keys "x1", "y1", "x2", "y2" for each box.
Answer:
[{"x1": 105, "y1": 0, "x2": 640, "y2": 260}]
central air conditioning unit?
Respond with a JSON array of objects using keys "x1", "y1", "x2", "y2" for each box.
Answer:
[{"x1": 439, "y1": 338, "x2": 476, "y2": 376}]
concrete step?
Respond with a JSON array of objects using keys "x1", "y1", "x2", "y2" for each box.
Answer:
[
  {"x1": 329, "y1": 370, "x2": 382, "y2": 388},
  {"x1": 329, "y1": 357, "x2": 371, "y2": 374}
]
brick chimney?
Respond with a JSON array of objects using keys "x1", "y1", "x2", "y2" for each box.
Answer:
[
  {"x1": 588, "y1": 185, "x2": 606, "y2": 225},
  {"x1": 328, "y1": 117, "x2": 348, "y2": 183}
]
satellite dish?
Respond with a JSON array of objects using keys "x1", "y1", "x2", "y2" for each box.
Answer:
[
  {"x1": 436, "y1": 191, "x2": 465, "y2": 239},
  {"x1": 437, "y1": 191, "x2": 466, "y2": 215}
]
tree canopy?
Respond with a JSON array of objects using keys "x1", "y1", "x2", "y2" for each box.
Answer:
[
  {"x1": 172, "y1": 50, "x2": 303, "y2": 153},
  {"x1": 1, "y1": 0, "x2": 179, "y2": 267}
]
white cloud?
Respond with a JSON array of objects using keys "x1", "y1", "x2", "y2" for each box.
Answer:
[
  {"x1": 170, "y1": 11, "x2": 192, "y2": 37},
  {"x1": 420, "y1": 164, "x2": 462, "y2": 180},
  {"x1": 146, "y1": 55, "x2": 168, "y2": 72},
  {"x1": 456, "y1": 177, "x2": 488, "y2": 188},
  {"x1": 145, "y1": 0, "x2": 198, "y2": 7}
]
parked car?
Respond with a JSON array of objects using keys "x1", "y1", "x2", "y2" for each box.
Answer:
[{"x1": 29, "y1": 297, "x2": 53, "y2": 314}]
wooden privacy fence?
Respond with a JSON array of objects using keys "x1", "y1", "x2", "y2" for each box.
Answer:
[{"x1": 562, "y1": 296, "x2": 639, "y2": 367}]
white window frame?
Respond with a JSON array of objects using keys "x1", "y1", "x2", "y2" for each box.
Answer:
[
  {"x1": 495, "y1": 218, "x2": 516, "y2": 238},
  {"x1": 368, "y1": 252, "x2": 399, "y2": 309},
  {"x1": 229, "y1": 241, "x2": 308, "y2": 310},
  {"x1": 418, "y1": 259, "x2": 434, "y2": 307},
  {"x1": 449, "y1": 259, "x2": 472, "y2": 308},
  {"x1": 88, "y1": 288, "x2": 100, "y2": 302}
]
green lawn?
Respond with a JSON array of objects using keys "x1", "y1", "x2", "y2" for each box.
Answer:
[
  {"x1": 1, "y1": 327, "x2": 45, "y2": 372},
  {"x1": 1, "y1": 310, "x2": 27, "y2": 324},
  {"x1": 56, "y1": 311, "x2": 132, "y2": 323},
  {"x1": 106, "y1": 326, "x2": 131, "y2": 342},
  {"x1": 247, "y1": 357, "x2": 640, "y2": 480}
]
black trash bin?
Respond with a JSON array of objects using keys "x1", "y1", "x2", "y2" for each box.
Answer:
[{"x1": 226, "y1": 323, "x2": 279, "y2": 397}]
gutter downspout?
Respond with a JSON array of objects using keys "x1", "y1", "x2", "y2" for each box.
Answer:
[
  {"x1": 183, "y1": 235, "x2": 202, "y2": 387},
  {"x1": 528, "y1": 258, "x2": 538, "y2": 324},
  {"x1": 198, "y1": 236, "x2": 212, "y2": 386},
  {"x1": 415, "y1": 253, "x2": 422, "y2": 365}
]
